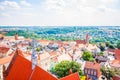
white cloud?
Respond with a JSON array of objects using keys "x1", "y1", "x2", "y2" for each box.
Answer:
[
  {"x1": 0, "y1": 5, "x2": 4, "y2": 10},
  {"x1": 20, "y1": 1, "x2": 31, "y2": 7},
  {"x1": 1, "y1": 13, "x2": 11, "y2": 17},
  {"x1": 1, "y1": 1, "x2": 20, "y2": 9},
  {"x1": 0, "y1": 0, "x2": 120, "y2": 26}
]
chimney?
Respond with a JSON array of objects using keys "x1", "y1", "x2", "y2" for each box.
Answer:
[{"x1": 93, "y1": 62, "x2": 96, "y2": 65}]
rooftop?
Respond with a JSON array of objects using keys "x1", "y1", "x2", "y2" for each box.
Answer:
[{"x1": 60, "y1": 72, "x2": 80, "y2": 80}]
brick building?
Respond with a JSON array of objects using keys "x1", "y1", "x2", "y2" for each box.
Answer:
[{"x1": 84, "y1": 61, "x2": 101, "y2": 80}]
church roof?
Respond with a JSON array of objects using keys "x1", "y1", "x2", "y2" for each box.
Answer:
[
  {"x1": 5, "y1": 49, "x2": 58, "y2": 80},
  {"x1": 60, "y1": 72, "x2": 80, "y2": 80}
]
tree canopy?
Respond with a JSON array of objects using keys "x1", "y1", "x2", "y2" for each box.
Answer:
[
  {"x1": 82, "y1": 50, "x2": 95, "y2": 62},
  {"x1": 99, "y1": 43, "x2": 106, "y2": 51},
  {"x1": 117, "y1": 41, "x2": 120, "y2": 49},
  {"x1": 54, "y1": 60, "x2": 82, "y2": 78},
  {"x1": 101, "y1": 67, "x2": 120, "y2": 80}
]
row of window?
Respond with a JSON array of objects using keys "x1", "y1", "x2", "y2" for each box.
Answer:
[{"x1": 85, "y1": 68, "x2": 97, "y2": 76}]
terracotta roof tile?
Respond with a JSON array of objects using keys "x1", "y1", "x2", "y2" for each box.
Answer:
[
  {"x1": 0, "y1": 55, "x2": 13, "y2": 64},
  {"x1": 5, "y1": 55, "x2": 32, "y2": 80},
  {"x1": 60, "y1": 72, "x2": 80, "y2": 80},
  {"x1": 76, "y1": 40, "x2": 86, "y2": 44},
  {"x1": 0, "y1": 47, "x2": 10, "y2": 54},
  {"x1": 31, "y1": 66, "x2": 58, "y2": 80},
  {"x1": 115, "y1": 49, "x2": 120, "y2": 60},
  {"x1": 50, "y1": 51, "x2": 60, "y2": 56},
  {"x1": 84, "y1": 61, "x2": 100, "y2": 70},
  {"x1": 5, "y1": 49, "x2": 58, "y2": 80}
]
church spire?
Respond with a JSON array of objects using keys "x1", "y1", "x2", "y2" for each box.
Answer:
[
  {"x1": 86, "y1": 33, "x2": 89, "y2": 45},
  {"x1": 31, "y1": 39, "x2": 38, "y2": 70}
]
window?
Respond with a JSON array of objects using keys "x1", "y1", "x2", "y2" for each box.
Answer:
[
  {"x1": 94, "y1": 70, "x2": 96, "y2": 76},
  {"x1": 91, "y1": 69, "x2": 93, "y2": 75},
  {"x1": 85, "y1": 69, "x2": 87, "y2": 74},
  {"x1": 88, "y1": 69, "x2": 90, "y2": 74}
]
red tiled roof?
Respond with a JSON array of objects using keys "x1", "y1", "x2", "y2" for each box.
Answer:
[
  {"x1": 115, "y1": 49, "x2": 120, "y2": 60},
  {"x1": 60, "y1": 72, "x2": 80, "y2": 80},
  {"x1": 76, "y1": 40, "x2": 86, "y2": 44},
  {"x1": 31, "y1": 66, "x2": 57, "y2": 80},
  {"x1": 5, "y1": 55, "x2": 32, "y2": 80},
  {"x1": 5, "y1": 49, "x2": 58, "y2": 80},
  {"x1": 111, "y1": 60, "x2": 120, "y2": 68},
  {"x1": 0, "y1": 47, "x2": 10, "y2": 54},
  {"x1": 0, "y1": 55, "x2": 13, "y2": 64},
  {"x1": 113, "y1": 75, "x2": 120, "y2": 80},
  {"x1": 50, "y1": 51, "x2": 58, "y2": 56},
  {"x1": 107, "y1": 48, "x2": 115, "y2": 53},
  {"x1": 84, "y1": 61, "x2": 100, "y2": 70}
]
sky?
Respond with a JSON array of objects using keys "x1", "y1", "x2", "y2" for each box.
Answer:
[{"x1": 0, "y1": 0, "x2": 120, "y2": 26}]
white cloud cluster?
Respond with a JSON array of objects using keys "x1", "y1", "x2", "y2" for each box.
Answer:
[
  {"x1": 42, "y1": 0, "x2": 120, "y2": 26},
  {"x1": 20, "y1": 1, "x2": 31, "y2": 7},
  {"x1": 0, "y1": 5, "x2": 4, "y2": 10},
  {"x1": 1, "y1": 1, "x2": 20, "y2": 10},
  {"x1": 0, "y1": 0, "x2": 32, "y2": 17},
  {"x1": 0, "y1": 0, "x2": 120, "y2": 26},
  {"x1": 44, "y1": 0, "x2": 119, "y2": 14}
]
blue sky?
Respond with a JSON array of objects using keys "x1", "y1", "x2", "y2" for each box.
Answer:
[{"x1": 0, "y1": 0, "x2": 120, "y2": 26}]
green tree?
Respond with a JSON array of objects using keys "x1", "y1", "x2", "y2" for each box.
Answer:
[
  {"x1": 106, "y1": 42, "x2": 111, "y2": 47},
  {"x1": 98, "y1": 51, "x2": 104, "y2": 56},
  {"x1": 109, "y1": 44, "x2": 115, "y2": 49},
  {"x1": 99, "y1": 43, "x2": 105, "y2": 51},
  {"x1": 54, "y1": 60, "x2": 82, "y2": 78},
  {"x1": 82, "y1": 50, "x2": 94, "y2": 61},
  {"x1": 36, "y1": 47, "x2": 41, "y2": 52},
  {"x1": 101, "y1": 67, "x2": 120, "y2": 80},
  {"x1": 117, "y1": 41, "x2": 120, "y2": 49}
]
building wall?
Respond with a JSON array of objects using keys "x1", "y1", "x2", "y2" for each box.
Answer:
[
  {"x1": 0, "y1": 65, "x2": 3, "y2": 80},
  {"x1": 39, "y1": 58, "x2": 50, "y2": 71},
  {"x1": 84, "y1": 68, "x2": 98, "y2": 80}
]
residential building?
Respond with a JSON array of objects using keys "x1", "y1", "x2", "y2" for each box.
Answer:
[{"x1": 84, "y1": 61, "x2": 101, "y2": 80}]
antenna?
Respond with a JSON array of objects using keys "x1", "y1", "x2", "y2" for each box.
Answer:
[{"x1": 31, "y1": 39, "x2": 38, "y2": 70}]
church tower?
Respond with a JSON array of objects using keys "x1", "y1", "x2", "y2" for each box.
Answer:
[
  {"x1": 86, "y1": 33, "x2": 89, "y2": 45},
  {"x1": 15, "y1": 33, "x2": 18, "y2": 40},
  {"x1": 31, "y1": 39, "x2": 38, "y2": 70}
]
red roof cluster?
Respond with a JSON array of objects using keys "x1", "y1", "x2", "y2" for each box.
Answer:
[
  {"x1": 4, "y1": 48, "x2": 82, "y2": 80},
  {"x1": 115, "y1": 49, "x2": 120, "y2": 60}
]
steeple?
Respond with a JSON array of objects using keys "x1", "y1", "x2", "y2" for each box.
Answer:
[
  {"x1": 86, "y1": 33, "x2": 89, "y2": 45},
  {"x1": 31, "y1": 39, "x2": 38, "y2": 70},
  {"x1": 15, "y1": 33, "x2": 18, "y2": 40}
]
